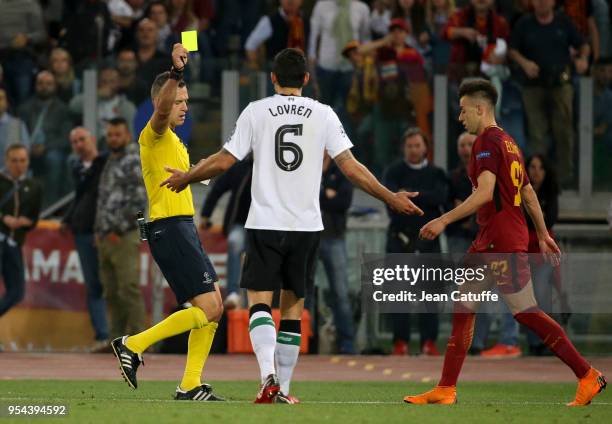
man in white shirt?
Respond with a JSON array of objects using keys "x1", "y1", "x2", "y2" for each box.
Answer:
[
  {"x1": 161, "y1": 48, "x2": 423, "y2": 405},
  {"x1": 308, "y1": 0, "x2": 371, "y2": 113}
]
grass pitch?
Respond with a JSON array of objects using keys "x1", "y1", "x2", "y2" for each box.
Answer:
[{"x1": 0, "y1": 380, "x2": 609, "y2": 423}]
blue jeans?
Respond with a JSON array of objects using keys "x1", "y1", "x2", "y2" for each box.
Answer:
[
  {"x1": 526, "y1": 262, "x2": 554, "y2": 347},
  {"x1": 318, "y1": 237, "x2": 355, "y2": 353},
  {"x1": 498, "y1": 80, "x2": 527, "y2": 152},
  {"x1": 1, "y1": 51, "x2": 35, "y2": 106},
  {"x1": 74, "y1": 233, "x2": 109, "y2": 341},
  {"x1": 446, "y1": 235, "x2": 473, "y2": 254},
  {"x1": 315, "y1": 67, "x2": 353, "y2": 135},
  {"x1": 31, "y1": 148, "x2": 70, "y2": 206},
  {"x1": 472, "y1": 297, "x2": 519, "y2": 349},
  {"x1": 226, "y1": 225, "x2": 246, "y2": 294},
  {"x1": 0, "y1": 239, "x2": 25, "y2": 316}
]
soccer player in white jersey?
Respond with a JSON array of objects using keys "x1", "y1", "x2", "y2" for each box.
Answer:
[{"x1": 161, "y1": 48, "x2": 424, "y2": 404}]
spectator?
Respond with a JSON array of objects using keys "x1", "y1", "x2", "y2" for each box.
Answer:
[
  {"x1": 146, "y1": 1, "x2": 174, "y2": 53},
  {"x1": 559, "y1": 0, "x2": 600, "y2": 62},
  {"x1": 370, "y1": 0, "x2": 393, "y2": 39},
  {"x1": 308, "y1": 0, "x2": 371, "y2": 123},
  {"x1": 107, "y1": 0, "x2": 147, "y2": 50},
  {"x1": 214, "y1": 0, "x2": 264, "y2": 57},
  {"x1": 592, "y1": 0, "x2": 611, "y2": 59},
  {"x1": 94, "y1": 117, "x2": 146, "y2": 340},
  {"x1": 108, "y1": 0, "x2": 146, "y2": 23},
  {"x1": 0, "y1": 86, "x2": 30, "y2": 152},
  {"x1": 134, "y1": 18, "x2": 171, "y2": 87},
  {"x1": 524, "y1": 154, "x2": 560, "y2": 355},
  {"x1": 18, "y1": 70, "x2": 72, "y2": 205},
  {"x1": 168, "y1": 0, "x2": 199, "y2": 34},
  {"x1": 116, "y1": 48, "x2": 149, "y2": 106},
  {"x1": 319, "y1": 154, "x2": 355, "y2": 354},
  {"x1": 245, "y1": 0, "x2": 309, "y2": 71},
  {"x1": 444, "y1": 0, "x2": 510, "y2": 80},
  {"x1": 383, "y1": 128, "x2": 448, "y2": 356},
  {"x1": 62, "y1": 127, "x2": 110, "y2": 350},
  {"x1": 425, "y1": 0, "x2": 455, "y2": 73},
  {"x1": 357, "y1": 19, "x2": 430, "y2": 174},
  {"x1": 48, "y1": 47, "x2": 81, "y2": 104},
  {"x1": 0, "y1": 144, "x2": 42, "y2": 317},
  {"x1": 393, "y1": 0, "x2": 431, "y2": 58},
  {"x1": 0, "y1": 0, "x2": 46, "y2": 106},
  {"x1": 69, "y1": 66, "x2": 137, "y2": 138},
  {"x1": 60, "y1": 0, "x2": 113, "y2": 66},
  {"x1": 343, "y1": 41, "x2": 377, "y2": 167},
  {"x1": 593, "y1": 58, "x2": 612, "y2": 190},
  {"x1": 192, "y1": 0, "x2": 216, "y2": 32},
  {"x1": 199, "y1": 155, "x2": 253, "y2": 309},
  {"x1": 508, "y1": 0, "x2": 590, "y2": 185},
  {"x1": 446, "y1": 131, "x2": 477, "y2": 253}
]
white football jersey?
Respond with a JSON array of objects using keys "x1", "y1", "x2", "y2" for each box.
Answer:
[{"x1": 223, "y1": 94, "x2": 353, "y2": 231}]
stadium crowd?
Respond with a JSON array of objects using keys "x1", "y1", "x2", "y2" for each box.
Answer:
[{"x1": 0, "y1": 0, "x2": 612, "y2": 355}]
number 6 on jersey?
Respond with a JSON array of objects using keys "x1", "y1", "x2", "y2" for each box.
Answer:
[{"x1": 275, "y1": 124, "x2": 303, "y2": 171}]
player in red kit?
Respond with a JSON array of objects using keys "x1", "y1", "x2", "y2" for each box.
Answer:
[{"x1": 403, "y1": 79, "x2": 606, "y2": 406}]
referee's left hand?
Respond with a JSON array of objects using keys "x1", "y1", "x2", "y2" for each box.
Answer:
[{"x1": 160, "y1": 166, "x2": 188, "y2": 192}]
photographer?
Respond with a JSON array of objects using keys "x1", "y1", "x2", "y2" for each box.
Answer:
[{"x1": 0, "y1": 144, "x2": 42, "y2": 316}]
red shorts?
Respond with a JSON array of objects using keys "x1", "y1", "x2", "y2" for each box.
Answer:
[{"x1": 465, "y1": 248, "x2": 531, "y2": 295}]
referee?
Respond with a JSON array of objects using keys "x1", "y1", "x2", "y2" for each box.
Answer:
[{"x1": 111, "y1": 43, "x2": 228, "y2": 402}]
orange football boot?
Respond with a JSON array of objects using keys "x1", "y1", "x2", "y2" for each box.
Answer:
[
  {"x1": 567, "y1": 368, "x2": 607, "y2": 406},
  {"x1": 403, "y1": 386, "x2": 457, "y2": 404}
]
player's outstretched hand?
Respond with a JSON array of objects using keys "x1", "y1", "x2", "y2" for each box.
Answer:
[
  {"x1": 160, "y1": 166, "x2": 188, "y2": 192},
  {"x1": 419, "y1": 217, "x2": 446, "y2": 240},
  {"x1": 389, "y1": 192, "x2": 423, "y2": 216},
  {"x1": 172, "y1": 43, "x2": 188, "y2": 69},
  {"x1": 539, "y1": 234, "x2": 561, "y2": 267}
]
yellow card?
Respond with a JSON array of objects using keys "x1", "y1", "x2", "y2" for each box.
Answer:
[{"x1": 181, "y1": 31, "x2": 198, "y2": 51}]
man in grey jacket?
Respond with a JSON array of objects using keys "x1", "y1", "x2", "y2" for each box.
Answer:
[{"x1": 95, "y1": 117, "x2": 147, "y2": 339}]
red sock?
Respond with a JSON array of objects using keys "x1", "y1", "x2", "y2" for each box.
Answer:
[
  {"x1": 438, "y1": 307, "x2": 475, "y2": 387},
  {"x1": 514, "y1": 307, "x2": 590, "y2": 378}
]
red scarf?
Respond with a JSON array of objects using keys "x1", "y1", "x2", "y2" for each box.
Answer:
[{"x1": 287, "y1": 15, "x2": 305, "y2": 51}]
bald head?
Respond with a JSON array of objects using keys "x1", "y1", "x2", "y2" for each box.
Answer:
[
  {"x1": 457, "y1": 132, "x2": 476, "y2": 166},
  {"x1": 70, "y1": 127, "x2": 97, "y2": 161}
]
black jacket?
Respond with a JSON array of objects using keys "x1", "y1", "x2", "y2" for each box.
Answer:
[
  {"x1": 383, "y1": 160, "x2": 448, "y2": 233},
  {"x1": 446, "y1": 164, "x2": 478, "y2": 239},
  {"x1": 201, "y1": 158, "x2": 252, "y2": 236},
  {"x1": 0, "y1": 172, "x2": 42, "y2": 246},
  {"x1": 63, "y1": 153, "x2": 108, "y2": 234},
  {"x1": 320, "y1": 164, "x2": 353, "y2": 239}
]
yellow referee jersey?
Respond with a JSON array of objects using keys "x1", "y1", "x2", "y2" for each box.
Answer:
[{"x1": 139, "y1": 121, "x2": 195, "y2": 221}]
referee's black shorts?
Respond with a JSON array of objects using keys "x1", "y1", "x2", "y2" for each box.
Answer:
[
  {"x1": 240, "y1": 229, "x2": 320, "y2": 298},
  {"x1": 148, "y1": 216, "x2": 217, "y2": 304}
]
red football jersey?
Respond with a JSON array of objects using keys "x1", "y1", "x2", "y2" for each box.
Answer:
[{"x1": 467, "y1": 126, "x2": 530, "y2": 253}]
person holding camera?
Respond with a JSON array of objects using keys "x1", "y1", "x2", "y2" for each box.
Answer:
[{"x1": 509, "y1": 0, "x2": 590, "y2": 185}]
